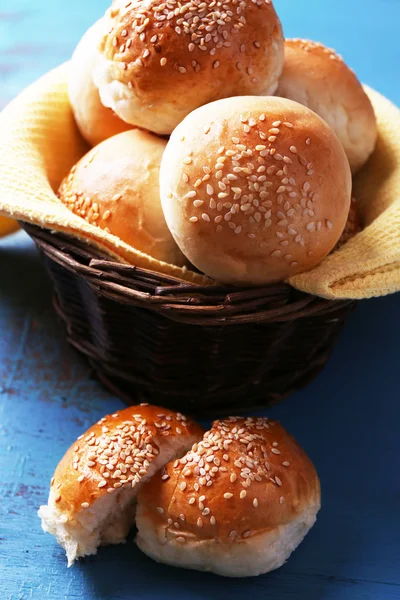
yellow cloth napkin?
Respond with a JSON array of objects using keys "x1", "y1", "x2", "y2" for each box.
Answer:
[{"x1": 0, "y1": 62, "x2": 399, "y2": 299}]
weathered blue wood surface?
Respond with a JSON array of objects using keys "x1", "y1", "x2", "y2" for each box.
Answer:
[{"x1": 1, "y1": 1, "x2": 400, "y2": 599}]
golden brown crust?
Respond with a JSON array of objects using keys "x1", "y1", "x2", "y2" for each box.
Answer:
[
  {"x1": 160, "y1": 95, "x2": 352, "y2": 285},
  {"x1": 51, "y1": 404, "x2": 204, "y2": 521},
  {"x1": 68, "y1": 20, "x2": 132, "y2": 147},
  {"x1": 0, "y1": 215, "x2": 19, "y2": 238},
  {"x1": 137, "y1": 416, "x2": 320, "y2": 542},
  {"x1": 58, "y1": 129, "x2": 187, "y2": 266},
  {"x1": 335, "y1": 197, "x2": 360, "y2": 250},
  {"x1": 95, "y1": 0, "x2": 284, "y2": 133},
  {"x1": 277, "y1": 39, "x2": 377, "y2": 173}
]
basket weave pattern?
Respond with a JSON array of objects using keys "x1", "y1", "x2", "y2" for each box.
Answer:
[{"x1": 24, "y1": 224, "x2": 356, "y2": 415}]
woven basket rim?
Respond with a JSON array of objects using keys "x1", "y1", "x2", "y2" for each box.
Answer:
[{"x1": 23, "y1": 223, "x2": 355, "y2": 326}]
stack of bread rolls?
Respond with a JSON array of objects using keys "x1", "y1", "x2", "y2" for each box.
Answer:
[
  {"x1": 39, "y1": 404, "x2": 320, "y2": 577},
  {"x1": 61, "y1": 0, "x2": 376, "y2": 287}
]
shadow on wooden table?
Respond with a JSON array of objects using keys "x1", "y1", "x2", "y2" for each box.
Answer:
[{"x1": 76, "y1": 533, "x2": 357, "y2": 600}]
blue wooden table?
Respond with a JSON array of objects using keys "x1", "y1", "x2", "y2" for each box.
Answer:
[{"x1": 1, "y1": 1, "x2": 400, "y2": 598}]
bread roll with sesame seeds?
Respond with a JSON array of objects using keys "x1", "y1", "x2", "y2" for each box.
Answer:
[
  {"x1": 160, "y1": 95, "x2": 352, "y2": 286},
  {"x1": 38, "y1": 404, "x2": 204, "y2": 567},
  {"x1": 136, "y1": 416, "x2": 320, "y2": 577},
  {"x1": 92, "y1": 0, "x2": 284, "y2": 135},
  {"x1": 276, "y1": 39, "x2": 377, "y2": 173},
  {"x1": 68, "y1": 19, "x2": 132, "y2": 147},
  {"x1": 58, "y1": 129, "x2": 187, "y2": 266}
]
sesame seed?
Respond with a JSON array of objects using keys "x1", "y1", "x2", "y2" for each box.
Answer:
[
  {"x1": 224, "y1": 492, "x2": 233, "y2": 499},
  {"x1": 197, "y1": 518, "x2": 203, "y2": 528},
  {"x1": 282, "y1": 461, "x2": 290, "y2": 467},
  {"x1": 81, "y1": 502, "x2": 89, "y2": 509},
  {"x1": 242, "y1": 530, "x2": 251, "y2": 538},
  {"x1": 240, "y1": 490, "x2": 247, "y2": 499},
  {"x1": 160, "y1": 58, "x2": 167, "y2": 66},
  {"x1": 229, "y1": 530, "x2": 237, "y2": 539},
  {"x1": 210, "y1": 516, "x2": 216, "y2": 525}
]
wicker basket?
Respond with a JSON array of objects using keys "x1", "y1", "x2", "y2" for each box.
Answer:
[{"x1": 23, "y1": 223, "x2": 356, "y2": 416}]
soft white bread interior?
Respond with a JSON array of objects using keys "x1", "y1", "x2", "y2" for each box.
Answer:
[
  {"x1": 38, "y1": 404, "x2": 204, "y2": 566},
  {"x1": 276, "y1": 39, "x2": 377, "y2": 173},
  {"x1": 136, "y1": 416, "x2": 321, "y2": 577}
]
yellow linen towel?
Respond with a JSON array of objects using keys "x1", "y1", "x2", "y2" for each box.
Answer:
[{"x1": 0, "y1": 63, "x2": 399, "y2": 298}]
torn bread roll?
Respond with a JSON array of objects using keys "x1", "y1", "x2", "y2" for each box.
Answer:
[
  {"x1": 276, "y1": 39, "x2": 377, "y2": 173},
  {"x1": 68, "y1": 19, "x2": 132, "y2": 147},
  {"x1": 38, "y1": 404, "x2": 204, "y2": 566},
  {"x1": 160, "y1": 95, "x2": 352, "y2": 285},
  {"x1": 92, "y1": 0, "x2": 284, "y2": 134},
  {"x1": 58, "y1": 129, "x2": 187, "y2": 266},
  {"x1": 136, "y1": 416, "x2": 321, "y2": 577}
]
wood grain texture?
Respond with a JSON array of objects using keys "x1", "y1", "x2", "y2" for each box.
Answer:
[{"x1": 1, "y1": 0, "x2": 400, "y2": 598}]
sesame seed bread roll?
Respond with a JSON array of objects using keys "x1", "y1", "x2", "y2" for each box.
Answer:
[
  {"x1": 92, "y1": 0, "x2": 284, "y2": 135},
  {"x1": 136, "y1": 416, "x2": 321, "y2": 578},
  {"x1": 276, "y1": 39, "x2": 377, "y2": 173},
  {"x1": 160, "y1": 96, "x2": 352, "y2": 286},
  {"x1": 58, "y1": 129, "x2": 187, "y2": 266},
  {"x1": 38, "y1": 404, "x2": 204, "y2": 567},
  {"x1": 68, "y1": 20, "x2": 132, "y2": 147}
]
